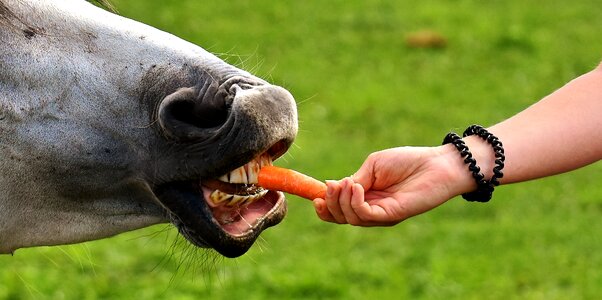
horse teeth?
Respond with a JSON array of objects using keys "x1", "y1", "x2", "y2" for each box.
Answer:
[
  {"x1": 243, "y1": 193, "x2": 259, "y2": 205},
  {"x1": 227, "y1": 195, "x2": 248, "y2": 207},
  {"x1": 209, "y1": 188, "x2": 268, "y2": 207},
  {"x1": 225, "y1": 155, "x2": 267, "y2": 184},
  {"x1": 210, "y1": 154, "x2": 273, "y2": 206},
  {"x1": 244, "y1": 190, "x2": 268, "y2": 205},
  {"x1": 247, "y1": 160, "x2": 260, "y2": 183},
  {"x1": 259, "y1": 155, "x2": 272, "y2": 167},
  {"x1": 210, "y1": 190, "x2": 232, "y2": 205},
  {"x1": 229, "y1": 166, "x2": 247, "y2": 184}
]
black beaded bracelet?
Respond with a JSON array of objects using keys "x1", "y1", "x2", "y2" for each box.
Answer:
[
  {"x1": 463, "y1": 125, "x2": 506, "y2": 186},
  {"x1": 442, "y1": 125, "x2": 505, "y2": 202}
]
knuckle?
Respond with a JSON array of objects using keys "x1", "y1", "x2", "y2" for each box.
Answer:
[{"x1": 366, "y1": 152, "x2": 379, "y2": 163}]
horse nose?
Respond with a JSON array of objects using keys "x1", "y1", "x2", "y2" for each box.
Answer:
[
  {"x1": 157, "y1": 78, "x2": 297, "y2": 144},
  {"x1": 228, "y1": 83, "x2": 298, "y2": 148}
]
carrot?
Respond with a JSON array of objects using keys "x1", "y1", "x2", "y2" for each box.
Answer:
[{"x1": 258, "y1": 166, "x2": 326, "y2": 200}]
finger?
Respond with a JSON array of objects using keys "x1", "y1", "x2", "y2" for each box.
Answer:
[
  {"x1": 340, "y1": 182, "x2": 364, "y2": 225},
  {"x1": 349, "y1": 183, "x2": 388, "y2": 225},
  {"x1": 313, "y1": 198, "x2": 338, "y2": 223},
  {"x1": 325, "y1": 179, "x2": 346, "y2": 224},
  {"x1": 352, "y1": 190, "x2": 396, "y2": 224},
  {"x1": 353, "y1": 201, "x2": 387, "y2": 223},
  {"x1": 333, "y1": 178, "x2": 355, "y2": 223},
  {"x1": 350, "y1": 182, "x2": 366, "y2": 210},
  {"x1": 355, "y1": 197, "x2": 402, "y2": 226}
]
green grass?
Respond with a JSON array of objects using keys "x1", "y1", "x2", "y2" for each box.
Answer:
[{"x1": 2, "y1": 1, "x2": 602, "y2": 299}]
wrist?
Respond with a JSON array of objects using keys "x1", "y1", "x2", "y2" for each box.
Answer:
[
  {"x1": 437, "y1": 134, "x2": 498, "y2": 198},
  {"x1": 437, "y1": 143, "x2": 478, "y2": 197},
  {"x1": 463, "y1": 135, "x2": 496, "y2": 180}
]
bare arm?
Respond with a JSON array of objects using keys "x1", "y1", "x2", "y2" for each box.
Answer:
[
  {"x1": 315, "y1": 65, "x2": 602, "y2": 226},
  {"x1": 460, "y1": 65, "x2": 602, "y2": 191}
]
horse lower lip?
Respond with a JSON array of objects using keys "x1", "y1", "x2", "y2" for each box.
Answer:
[
  {"x1": 154, "y1": 181, "x2": 221, "y2": 243},
  {"x1": 154, "y1": 180, "x2": 286, "y2": 258}
]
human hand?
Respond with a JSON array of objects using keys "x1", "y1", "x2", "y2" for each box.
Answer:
[{"x1": 313, "y1": 145, "x2": 475, "y2": 226}]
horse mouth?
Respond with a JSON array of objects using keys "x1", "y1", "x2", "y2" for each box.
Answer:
[{"x1": 154, "y1": 151, "x2": 287, "y2": 258}]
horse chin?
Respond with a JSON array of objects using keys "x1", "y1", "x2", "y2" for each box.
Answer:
[{"x1": 154, "y1": 178, "x2": 287, "y2": 258}]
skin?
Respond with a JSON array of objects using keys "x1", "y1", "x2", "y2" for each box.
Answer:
[
  {"x1": 314, "y1": 64, "x2": 602, "y2": 226},
  {"x1": 0, "y1": 0, "x2": 297, "y2": 256}
]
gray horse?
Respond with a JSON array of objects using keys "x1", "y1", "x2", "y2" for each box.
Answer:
[{"x1": 0, "y1": 0, "x2": 297, "y2": 258}]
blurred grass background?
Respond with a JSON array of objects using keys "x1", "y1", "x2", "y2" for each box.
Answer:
[{"x1": 1, "y1": 0, "x2": 601, "y2": 299}]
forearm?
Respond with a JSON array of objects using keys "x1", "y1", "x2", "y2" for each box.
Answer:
[{"x1": 460, "y1": 66, "x2": 602, "y2": 189}]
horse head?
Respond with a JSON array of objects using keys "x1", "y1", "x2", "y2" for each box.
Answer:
[{"x1": 0, "y1": 0, "x2": 297, "y2": 258}]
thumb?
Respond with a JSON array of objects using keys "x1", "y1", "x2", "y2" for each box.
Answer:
[{"x1": 352, "y1": 155, "x2": 376, "y2": 191}]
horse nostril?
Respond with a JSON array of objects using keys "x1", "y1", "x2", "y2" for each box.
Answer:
[
  {"x1": 158, "y1": 87, "x2": 229, "y2": 141},
  {"x1": 267, "y1": 139, "x2": 291, "y2": 159}
]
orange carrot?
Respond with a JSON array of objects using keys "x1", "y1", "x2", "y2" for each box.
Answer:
[{"x1": 258, "y1": 166, "x2": 326, "y2": 200}]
